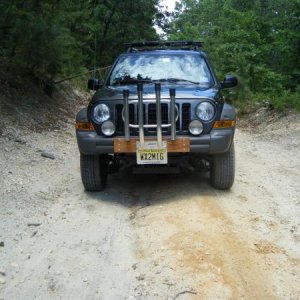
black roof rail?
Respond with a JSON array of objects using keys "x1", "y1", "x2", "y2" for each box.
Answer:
[{"x1": 124, "y1": 40, "x2": 203, "y2": 52}]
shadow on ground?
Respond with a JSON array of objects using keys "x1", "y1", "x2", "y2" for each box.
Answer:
[{"x1": 85, "y1": 169, "x2": 229, "y2": 208}]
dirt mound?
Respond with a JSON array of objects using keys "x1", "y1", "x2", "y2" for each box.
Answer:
[
  {"x1": 0, "y1": 69, "x2": 89, "y2": 136},
  {"x1": 238, "y1": 106, "x2": 300, "y2": 148}
]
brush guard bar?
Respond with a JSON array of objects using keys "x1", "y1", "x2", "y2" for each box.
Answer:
[{"x1": 123, "y1": 83, "x2": 176, "y2": 147}]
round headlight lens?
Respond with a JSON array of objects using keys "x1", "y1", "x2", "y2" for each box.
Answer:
[
  {"x1": 101, "y1": 121, "x2": 115, "y2": 136},
  {"x1": 196, "y1": 102, "x2": 215, "y2": 121},
  {"x1": 93, "y1": 104, "x2": 110, "y2": 123},
  {"x1": 189, "y1": 120, "x2": 203, "y2": 135}
]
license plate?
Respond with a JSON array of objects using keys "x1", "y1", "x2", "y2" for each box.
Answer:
[{"x1": 136, "y1": 141, "x2": 167, "y2": 165}]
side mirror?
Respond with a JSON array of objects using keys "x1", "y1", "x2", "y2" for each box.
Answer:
[
  {"x1": 220, "y1": 75, "x2": 238, "y2": 89},
  {"x1": 88, "y1": 78, "x2": 102, "y2": 90}
]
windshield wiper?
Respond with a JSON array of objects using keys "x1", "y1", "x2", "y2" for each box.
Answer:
[
  {"x1": 156, "y1": 78, "x2": 199, "y2": 84},
  {"x1": 113, "y1": 78, "x2": 153, "y2": 85}
]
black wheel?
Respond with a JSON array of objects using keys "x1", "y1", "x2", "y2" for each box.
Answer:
[
  {"x1": 210, "y1": 143, "x2": 235, "y2": 190},
  {"x1": 80, "y1": 154, "x2": 108, "y2": 191}
]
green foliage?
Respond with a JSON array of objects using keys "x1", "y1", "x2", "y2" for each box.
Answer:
[
  {"x1": 92, "y1": 0, "x2": 158, "y2": 66},
  {"x1": 253, "y1": 91, "x2": 300, "y2": 111},
  {"x1": 166, "y1": 0, "x2": 300, "y2": 111},
  {"x1": 0, "y1": 0, "x2": 159, "y2": 84},
  {"x1": 1, "y1": 0, "x2": 299, "y2": 113}
]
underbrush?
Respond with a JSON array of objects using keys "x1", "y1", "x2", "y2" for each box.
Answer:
[
  {"x1": 226, "y1": 90, "x2": 300, "y2": 116},
  {"x1": 253, "y1": 91, "x2": 300, "y2": 112}
]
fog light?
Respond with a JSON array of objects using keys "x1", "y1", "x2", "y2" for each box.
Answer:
[
  {"x1": 101, "y1": 121, "x2": 115, "y2": 136},
  {"x1": 189, "y1": 120, "x2": 203, "y2": 135}
]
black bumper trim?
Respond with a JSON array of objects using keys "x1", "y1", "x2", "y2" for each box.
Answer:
[{"x1": 76, "y1": 129, "x2": 234, "y2": 155}]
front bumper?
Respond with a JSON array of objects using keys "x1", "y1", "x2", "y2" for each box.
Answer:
[{"x1": 76, "y1": 128, "x2": 234, "y2": 155}]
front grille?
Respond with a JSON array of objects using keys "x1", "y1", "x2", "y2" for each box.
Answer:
[{"x1": 115, "y1": 102, "x2": 190, "y2": 135}]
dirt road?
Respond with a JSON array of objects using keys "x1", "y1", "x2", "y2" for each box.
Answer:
[{"x1": 1, "y1": 111, "x2": 300, "y2": 299}]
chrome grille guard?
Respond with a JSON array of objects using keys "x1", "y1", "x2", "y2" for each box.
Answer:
[{"x1": 123, "y1": 83, "x2": 176, "y2": 147}]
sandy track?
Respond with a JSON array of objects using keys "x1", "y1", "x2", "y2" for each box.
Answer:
[{"x1": 0, "y1": 114, "x2": 299, "y2": 299}]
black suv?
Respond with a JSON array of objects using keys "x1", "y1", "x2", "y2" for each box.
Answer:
[{"x1": 75, "y1": 41, "x2": 237, "y2": 191}]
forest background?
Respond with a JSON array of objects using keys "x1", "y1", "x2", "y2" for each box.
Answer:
[{"x1": 0, "y1": 0, "x2": 299, "y2": 110}]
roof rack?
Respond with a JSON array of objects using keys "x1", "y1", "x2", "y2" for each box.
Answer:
[{"x1": 124, "y1": 41, "x2": 203, "y2": 52}]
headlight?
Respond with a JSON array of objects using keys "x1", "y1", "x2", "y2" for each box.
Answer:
[
  {"x1": 189, "y1": 120, "x2": 203, "y2": 135},
  {"x1": 93, "y1": 104, "x2": 110, "y2": 123},
  {"x1": 101, "y1": 121, "x2": 115, "y2": 136},
  {"x1": 196, "y1": 102, "x2": 215, "y2": 121}
]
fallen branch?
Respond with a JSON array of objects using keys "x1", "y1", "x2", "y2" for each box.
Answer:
[
  {"x1": 173, "y1": 290, "x2": 197, "y2": 299},
  {"x1": 27, "y1": 223, "x2": 41, "y2": 227},
  {"x1": 31, "y1": 231, "x2": 38, "y2": 237},
  {"x1": 54, "y1": 66, "x2": 111, "y2": 84}
]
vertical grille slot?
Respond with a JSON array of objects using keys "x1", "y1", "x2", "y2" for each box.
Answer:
[
  {"x1": 161, "y1": 104, "x2": 168, "y2": 126},
  {"x1": 148, "y1": 104, "x2": 156, "y2": 125},
  {"x1": 147, "y1": 104, "x2": 169, "y2": 125},
  {"x1": 176, "y1": 104, "x2": 180, "y2": 130},
  {"x1": 115, "y1": 104, "x2": 123, "y2": 132},
  {"x1": 182, "y1": 103, "x2": 191, "y2": 131},
  {"x1": 129, "y1": 104, "x2": 135, "y2": 124},
  {"x1": 115, "y1": 104, "x2": 134, "y2": 133}
]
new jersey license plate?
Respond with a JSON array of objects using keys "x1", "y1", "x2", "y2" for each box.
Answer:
[{"x1": 136, "y1": 141, "x2": 167, "y2": 165}]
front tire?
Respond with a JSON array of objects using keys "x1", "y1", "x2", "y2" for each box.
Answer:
[
  {"x1": 80, "y1": 154, "x2": 108, "y2": 191},
  {"x1": 210, "y1": 143, "x2": 235, "y2": 190}
]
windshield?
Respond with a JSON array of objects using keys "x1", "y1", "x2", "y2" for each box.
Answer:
[{"x1": 108, "y1": 53, "x2": 214, "y2": 87}]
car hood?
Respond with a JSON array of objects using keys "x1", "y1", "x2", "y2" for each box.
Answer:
[{"x1": 92, "y1": 84, "x2": 222, "y2": 102}]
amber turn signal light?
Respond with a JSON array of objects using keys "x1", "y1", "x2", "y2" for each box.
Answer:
[
  {"x1": 75, "y1": 122, "x2": 94, "y2": 130},
  {"x1": 213, "y1": 120, "x2": 236, "y2": 129}
]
